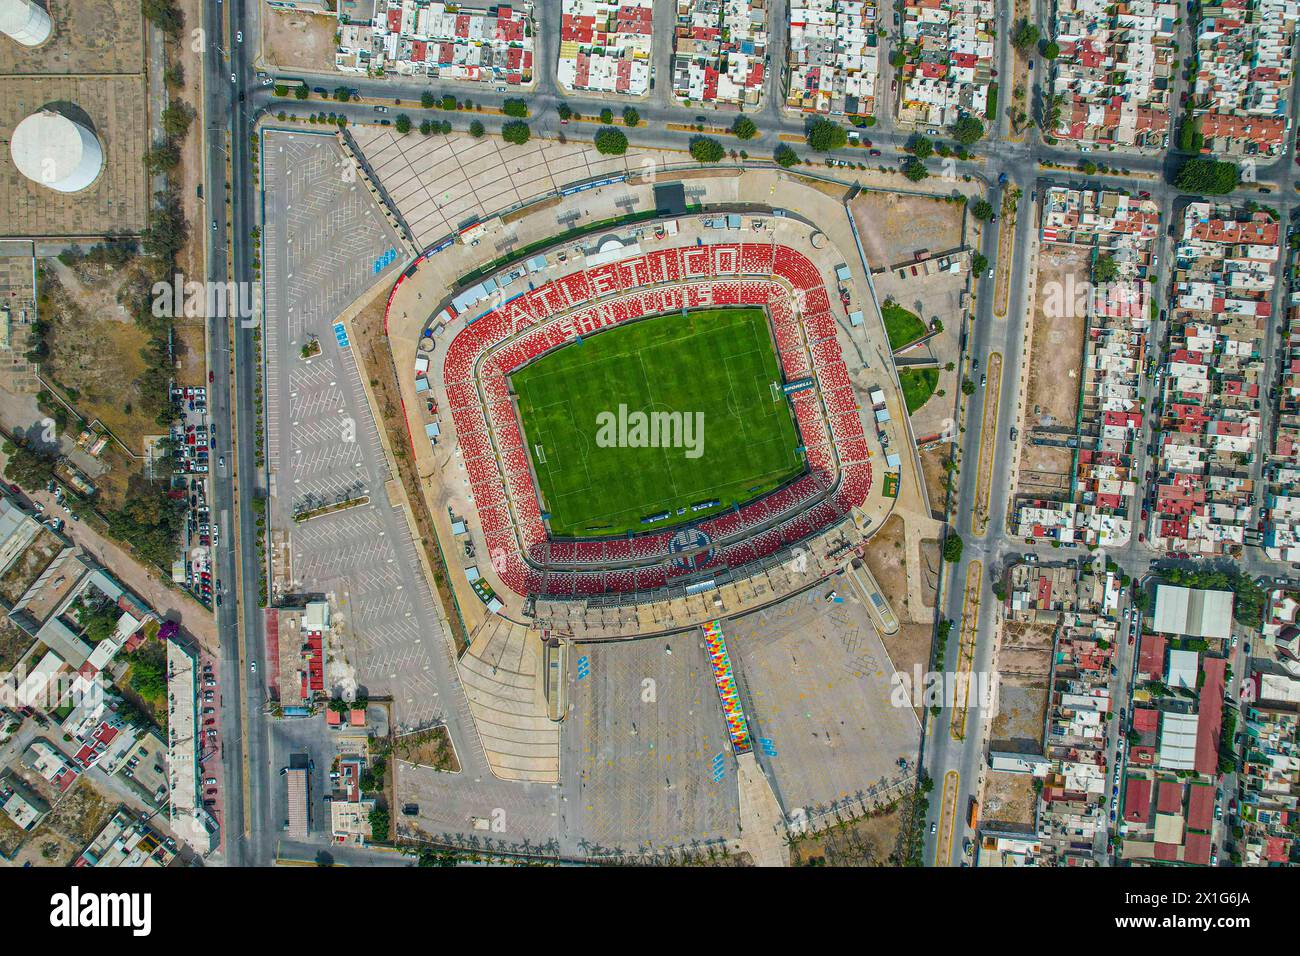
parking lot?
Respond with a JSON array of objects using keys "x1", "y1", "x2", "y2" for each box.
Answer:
[
  {"x1": 262, "y1": 130, "x2": 456, "y2": 729},
  {"x1": 561, "y1": 636, "x2": 741, "y2": 857},
  {"x1": 726, "y1": 587, "x2": 921, "y2": 824}
]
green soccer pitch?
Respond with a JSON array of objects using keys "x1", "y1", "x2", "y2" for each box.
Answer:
[{"x1": 510, "y1": 308, "x2": 806, "y2": 538}]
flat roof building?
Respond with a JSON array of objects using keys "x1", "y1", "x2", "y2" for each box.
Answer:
[{"x1": 1153, "y1": 584, "x2": 1234, "y2": 639}]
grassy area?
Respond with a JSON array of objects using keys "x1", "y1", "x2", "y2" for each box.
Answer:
[
  {"x1": 898, "y1": 368, "x2": 939, "y2": 413},
  {"x1": 881, "y1": 302, "x2": 927, "y2": 351},
  {"x1": 512, "y1": 308, "x2": 804, "y2": 537}
]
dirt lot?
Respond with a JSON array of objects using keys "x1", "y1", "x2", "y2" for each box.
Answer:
[
  {"x1": 0, "y1": 0, "x2": 143, "y2": 75},
  {"x1": 393, "y1": 725, "x2": 461, "y2": 772},
  {"x1": 980, "y1": 770, "x2": 1038, "y2": 831},
  {"x1": 865, "y1": 514, "x2": 939, "y2": 689},
  {"x1": 263, "y1": 10, "x2": 340, "y2": 73},
  {"x1": 789, "y1": 800, "x2": 906, "y2": 866},
  {"x1": 865, "y1": 515, "x2": 909, "y2": 614},
  {"x1": 1018, "y1": 245, "x2": 1089, "y2": 500},
  {"x1": 850, "y1": 190, "x2": 965, "y2": 270},
  {"x1": 0, "y1": 616, "x2": 34, "y2": 673},
  {"x1": 0, "y1": 527, "x2": 63, "y2": 606},
  {"x1": 37, "y1": 260, "x2": 160, "y2": 456},
  {"x1": 920, "y1": 443, "x2": 953, "y2": 520},
  {"x1": 9, "y1": 777, "x2": 114, "y2": 867}
]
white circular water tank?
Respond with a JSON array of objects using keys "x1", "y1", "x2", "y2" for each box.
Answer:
[
  {"x1": 0, "y1": 0, "x2": 53, "y2": 47},
  {"x1": 10, "y1": 110, "x2": 103, "y2": 193}
]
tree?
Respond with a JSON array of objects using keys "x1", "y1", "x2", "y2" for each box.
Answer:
[
  {"x1": 594, "y1": 127, "x2": 629, "y2": 155},
  {"x1": 908, "y1": 135, "x2": 934, "y2": 159},
  {"x1": 807, "y1": 119, "x2": 847, "y2": 152},
  {"x1": 502, "y1": 98, "x2": 529, "y2": 118},
  {"x1": 732, "y1": 116, "x2": 758, "y2": 140},
  {"x1": 369, "y1": 806, "x2": 391, "y2": 842},
  {"x1": 557, "y1": 103, "x2": 573, "y2": 121},
  {"x1": 469, "y1": 120, "x2": 485, "y2": 138},
  {"x1": 961, "y1": 378, "x2": 976, "y2": 395},
  {"x1": 418, "y1": 119, "x2": 434, "y2": 135},
  {"x1": 952, "y1": 115, "x2": 985, "y2": 146},
  {"x1": 902, "y1": 158, "x2": 929, "y2": 182},
  {"x1": 1094, "y1": 254, "x2": 1119, "y2": 283},
  {"x1": 622, "y1": 107, "x2": 640, "y2": 127},
  {"x1": 142, "y1": 0, "x2": 183, "y2": 36},
  {"x1": 501, "y1": 120, "x2": 531, "y2": 145},
  {"x1": 161, "y1": 101, "x2": 195, "y2": 140},
  {"x1": 971, "y1": 252, "x2": 989, "y2": 273},
  {"x1": 441, "y1": 94, "x2": 457, "y2": 111},
  {"x1": 690, "y1": 135, "x2": 725, "y2": 163},
  {"x1": 2, "y1": 439, "x2": 55, "y2": 490},
  {"x1": 1011, "y1": 20, "x2": 1040, "y2": 52},
  {"x1": 394, "y1": 114, "x2": 412, "y2": 134},
  {"x1": 420, "y1": 91, "x2": 436, "y2": 109},
  {"x1": 1174, "y1": 157, "x2": 1239, "y2": 194},
  {"x1": 294, "y1": 84, "x2": 310, "y2": 100},
  {"x1": 889, "y1": 50, "x2": 906, "y2": 68},
  {"x1": 599, "y1": 108, "x2": 614, "y2": 124},
  {"x1": 942, "y1": 533, "x2": 964, "y2": 563},
  {"x1": 969, "y1": 198, "x2": 995, "y2": 221},
  {"x1": 1042, "y1": 40, "x2": 1060, "y2": 60},
  {"x1": 145, "y1": 142, "x2": 180, "y2": 173},
  {"x1": 774, "y1": 144, "x2": 799, "y2": 168}
]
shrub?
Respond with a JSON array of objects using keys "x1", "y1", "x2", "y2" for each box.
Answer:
[
  {"x1": 690, "y1": 136, "x2": 725, "y2": 163},
  {"x1": 594, "y1": 127, "x2": 629, "y2": 155},
  {"x1": 501, "y1": 120, "x2": 530, "y2": 145}
]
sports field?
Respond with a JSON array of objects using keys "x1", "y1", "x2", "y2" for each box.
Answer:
[{"x1": 511, "y1": 308, "x2": 805, "y2": 537}]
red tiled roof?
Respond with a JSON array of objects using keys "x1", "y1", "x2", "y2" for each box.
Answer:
[
  {"x1": 1138, "y1": 635, "x2": 1166, "y2": 682},
  {"x1": 1186, "y1": 782, "x2": 1216, "y2": 831},
  {"x1": 1183, "y1": 831, "x2": 1212, "y2": 866},
  {"x1": 1157, "y1": 779, "x2": 1184, "y2": 815},
  {"x1": 1195, "y1": 657, "x2": 1226, "y2": 775},
  {"x1": 1124, "y1": 776, "x2": 1152, "y2": 823},
  {"x1": 1133, "y1": 706, "x2": 1160, "y2": 734}
]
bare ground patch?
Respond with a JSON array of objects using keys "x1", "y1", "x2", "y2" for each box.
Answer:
[
  {"x1": 36, "y1": 262, "x2": 157, "y2": 455},
  {"x1": 393, "y1": 725, "x2": 461, "y2": 772},
  {"x1": 0, "y1": 527, "x2": 63, "y2": 606},
  {"x1": 263, "y1": 10, "x2": 340, "y2": 73},
  {"x1": 1018, "y1": 245, "x2": 1088, "y2": 500},
  {"x1": 790, "y1": 800, "x2": 907, "y2": 866},
  {"x1": 849, "y1": 190, "x2": 965, "y2": 268},
  {"x1": 920, "y1": 443, "x2": 954, "y2": 520}
]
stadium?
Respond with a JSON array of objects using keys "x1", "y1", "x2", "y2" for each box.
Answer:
[{"x1": 414, "y1": 208, "x2": 886, "y2": 636}]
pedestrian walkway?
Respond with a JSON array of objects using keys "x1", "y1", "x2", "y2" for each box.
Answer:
[{"x1": 457, "y1": 615, "x2": 560, "y2": 783}]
